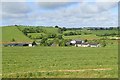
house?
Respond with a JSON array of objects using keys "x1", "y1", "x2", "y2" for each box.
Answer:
[
  {"x1": 69, "y1": 39, "x2": 100, "y2": 48},
  {"x1": 28, "y1": 44, "x2": 33, "y2": 47},
  {"x1": 4, "y1": 43, "x2": 28, "y2": 47},
  {"x1": 75, "y1": 43, "x2": 89, "y2": 47},
  {"x1": 81, "y1": 43, "x2": 90, "y2": 47},
  {"x1": 4, "y1": 42, "x2": 36, "y2": 47},
  {"x1": 70, "y1": 40, "x2": 84, "y2": 45},
  {"x1": 89, "y1": 43, "x2": 100, "y2": 47}
]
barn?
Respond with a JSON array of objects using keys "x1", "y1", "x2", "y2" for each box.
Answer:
[
  {"x1": 4, "y1": 42, "x2": 36, "y2": 47},
  {"x1": 69, "y1": 40, "x2": 100, "y2": 47},
  {"x1": 70, "y1": 40, "x2": 84, "y2": 45}
]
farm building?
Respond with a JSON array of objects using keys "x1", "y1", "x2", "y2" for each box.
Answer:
[
  {"x1": 70, "y1": 39, "x2": 100, "y2": 47},
  {"x1": 3, "y1": 42, "x2": 36, "y2": 47},
  {"x1": 75, "y1": 43, "x2": 100, "y2": 47},
  {"x1": 70, "y1": 40, "x2": 84, "y2": 45},
  {"x1": 75, "y1": 43, "x2": 89, "y2": 47},
  {"x1": 89, "y1": 43, "x2": 100, "y2": 47}
]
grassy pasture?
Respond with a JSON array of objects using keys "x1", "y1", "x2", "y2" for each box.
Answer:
[
  {"x1": 64, "y1": 29, "x2": 118, "y2": 35},
  {"x1": 1, "y1": 26, "x2": 119, "y2": 78},
  {"x1": 90, "y1": 30, "x2": 118, "y2": 35},
  {"x1": 63, "y1": 29, "x2": 118, "y2": 40},
  {"x1": 41, "y1": 27, "x2": 59, "y2": 34},
  {"x1": 2, "y1": 45, "x2": 118, "y2": 78},
  {"x1": 18, "y1": 26, "x2": 59, "y2": 34},
  {"x1": 28, "y1": 33, "x2": 46, "y2": 39},
  {"x1": 63, "y1": 34, "x2": 101, "y2": 40},
  {"x1": 1, "y1": 26, "x2": 32, "y2": 42}
]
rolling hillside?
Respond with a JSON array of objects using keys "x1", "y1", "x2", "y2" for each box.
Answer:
[
  {"x1": 2, "y1": 26, "x2": 32, "y2": 42},
  {"x1": 42, "y1": 27, "x2": 59, "y2": 34}
]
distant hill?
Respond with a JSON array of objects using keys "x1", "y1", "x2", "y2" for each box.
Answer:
[{"x1": 1, "y1": 26, "x2": 32, "y2": 43}]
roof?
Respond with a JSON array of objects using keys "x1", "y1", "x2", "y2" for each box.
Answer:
[
  {"x1": 81, "y1": 43, "x2": 89, "y2": 45},
  {"x1": 89, "y1": 43, "x2": 99, "y2": 45},
  {"x1": 76, "y1": 41, "x2": 82, "y2": 44},
  {"x1": 3, "y1": 43, "x2": 31, "y2": 46},
  {"x1": 70, "y1": 39, "x2": 83, "y2": 44},
  {"x1": 74, "y1": 39, "x2": 83, "y2": 41},
  {"x1": 1, "y1": 42, "x2": 32, "y2": 44}
]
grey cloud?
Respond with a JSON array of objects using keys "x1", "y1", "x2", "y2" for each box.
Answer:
[
  {"x1": 1, "y1": 0, "x2": 27, "y2": 2},
  {"x1": 79, "y1": 2, "x2": 117, "y2": 14},
  {"x1": 2, "y1": 12, "x2": 28, "y2": 19},
  {"x1": 1, "y1": 1, "x2": 118, "y2": 27},
  {"x1": 2, "y1": 2, "x2": 32, "y2": 14},
  {"x1": 96, "y1": 2, "x2": 117, "y2": 11},
  {"x1": 1, "y1": 2, "x2": 33, "y2": 23},
  {"x1": 37, "y1": 2, "x2": 78, "y2": 9}
]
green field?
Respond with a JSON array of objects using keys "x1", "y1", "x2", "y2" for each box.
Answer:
[
  {"x1": 1, "y1": 26, "x2": 119, "y2": 78},
  {"x1": 1, "y1": 26, "x2": 119, "y2": 42},
  {"x1": 27, "y1": 33, "x2": 46, "y2": 39},
  {"x1": 63, "y1": 29, "x2": 118, "y2": 35},
  {"x1": 2, "y1": 26, "x2": 32, "y2": 42},
  {"x1": 63, "y1": 35, "x2": 101, "y2": 40},
  {"x1": 41, "y1": 27, "x2": 59, "y2": 34},
  {"x1": 2, "y1": 44, "x2": 118, "y2": 78},
  {"x1": 63, "y1": 29, "x2": 118, "y2": 40}
]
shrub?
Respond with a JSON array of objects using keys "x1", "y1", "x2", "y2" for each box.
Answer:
[
  {"x1": 11, "y1": 38, "x2": 15, "y2": 42},
  {"x1": 57, "y1": 35, "x2": 63, "y2": 39}
]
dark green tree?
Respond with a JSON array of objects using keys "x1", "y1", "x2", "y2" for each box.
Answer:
[
  {"x1": 11, "y1": 38, "x2": 15, "y2": 42},
  {"x1": 58, "y1": 28, "x2": 63, "y2": 34},
  {"x1": 55, "y1": 25, "x2": 59, "y2": 28},
  {"x1": 32, "y1": 41, "x2": 37, "y2": 46},
  {"x1": 57, "y1": 35, "x2": 63, "y2": 39},
  {"x1": 84, "y1": 39, "x2": 88, "y2": 42},
  {"x1": 101, "y1": 40, "x2": 107, "y2": 47}
]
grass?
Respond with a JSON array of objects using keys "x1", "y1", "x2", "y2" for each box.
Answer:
[
  {"x1": 42, "y1": 27, "x2": 59, "y2": 34},
  {"x1": 90, "y1": 30, "x2": 118, "y2": 35},
  {"x1": 28, "y1": 33, "x2": 46, "y2": 39},
  {"x1": 2, "y1": 44, "x2": 118, "y2": 78},
  {"x1": 64, "y1": 29, "x2": 118, "y2": 35},
  {"x1": 63, "y1": 34, "x2": 101, "y2": 40},
  {"x1": 1, "y1": 26, "x2": 119, "y2": 78},
  {"x1": 1, "y1": 26, "x2": 32, "y2": 42},
  {"x1": 63, "y1": 29, "x2": 118, "y2": 40}
]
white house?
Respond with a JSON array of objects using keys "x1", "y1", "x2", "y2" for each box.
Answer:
[
  {"x1": 81, "y1": 43, "x2": 89, "y2": 47},
  {"x1": 89, "y1": 43, "x2": 100, "y2": 47},
  {"x1": 70, "y1": 40, "x2": 100, "y2": 48},
  {"x1": 70, "y1": 40, "x2": 76, "y2": 44},
  {"x1": 75, "y1": 43, "x2": 89, "y2": 47},
  {"x1": 70, "y1": 40, "x2": 84, "y2": 45},
  {"x1": 28, "y1": 44, "x2": 33, "y2": 47}
]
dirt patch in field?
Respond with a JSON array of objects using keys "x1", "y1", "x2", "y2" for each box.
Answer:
[
  {"x1": 3, "y1": 68, "x2": 112, "y2": 76},
  {"x1": 51, "y1": 68, "x2": 112, "y2": 72}
]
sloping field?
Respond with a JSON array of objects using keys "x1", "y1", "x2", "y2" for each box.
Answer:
[
  {"x1": 1, "y1": 26, "x2": 32, "y2": 42},
  {"x1": 42, "y1": 27, "x2": 59, "y2": 34}
]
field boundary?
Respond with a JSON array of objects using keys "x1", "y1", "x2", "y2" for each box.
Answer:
[{"x1": 3, "y1": 68, "x2": 112, "y2": 76}]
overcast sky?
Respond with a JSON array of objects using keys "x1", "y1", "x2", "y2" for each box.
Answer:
[{"x1": 0, "y1": 0, "x2": 119, "y2": 27}]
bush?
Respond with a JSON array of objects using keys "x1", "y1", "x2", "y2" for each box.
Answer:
[
  {"x1": 58, "y1": 28, "x2": 63, "y2": 34},
  {"x1": 32, "y1": 41, "x2": 37, "y2": 46},
  {"x1": 40, "y1": 37, "x2": 48, "y2": 45},
  {"x1": 101, "y1": 40, "x2": 107, "y2": 47},
  {"x1": 64, "y1": 31, "x2": 81, "y2": 36},
  {"x1": 11, "y1": 38, "x2": 15, "y2": 42},
  {"x1": 57, "y1": 35, "x2": 63, "y2": 39},
  {"x1": 47, "y1": 40, "x2": 54, "y2": 46},
  {"x1": 47, "y1": 33, "x2": 57, "y2": 38}
]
